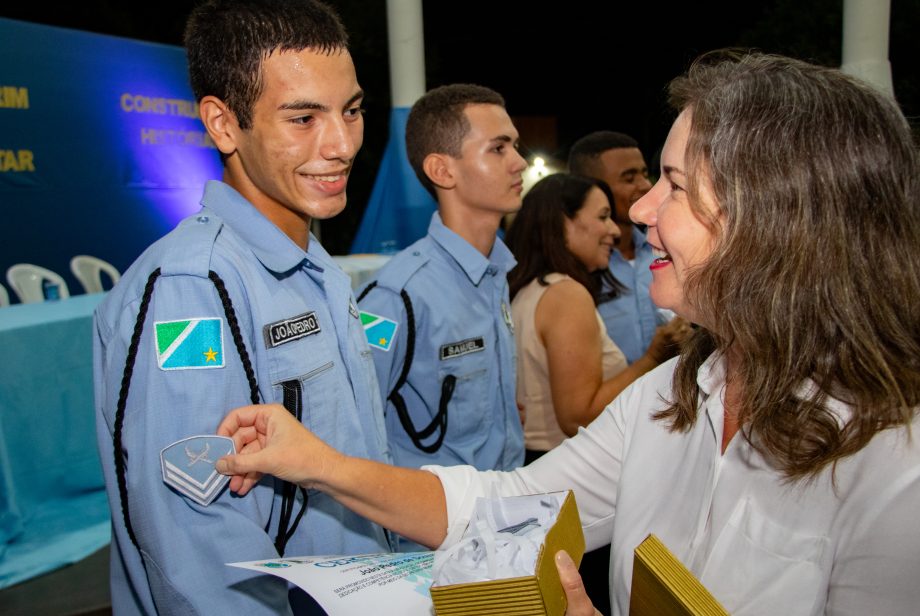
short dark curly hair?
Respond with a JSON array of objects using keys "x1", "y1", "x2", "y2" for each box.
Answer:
[
  {"x1": 405, "y1": 84, "x2": 505, "y2": 197},
  {"x1": 567, "y1": 131, "x2": 640, "y2": 176},
  {"x1": 184, "y1": 0, "x2": 349, "y2": 130}
]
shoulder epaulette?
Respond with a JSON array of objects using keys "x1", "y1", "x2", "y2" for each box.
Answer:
[
  {"x1": 373, "y1": 244, "x2": 430, "y2": 293},
  {"x1": 158, "y1": 211, "x2": 224, "y2": 279}
]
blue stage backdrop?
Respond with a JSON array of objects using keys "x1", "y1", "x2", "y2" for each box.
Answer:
[
  {"x1": 0, "y1": 19, "x2": 222, "y2": 300},
  {"x1": 350, "y1": 107, "x2": 437, "y2": 255}
]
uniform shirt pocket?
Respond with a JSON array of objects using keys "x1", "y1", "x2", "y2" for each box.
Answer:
[
  {"x1": 271, "y1": 359, "x2": 344, "y2": 446},
  {"x1": 436, "y1": 346, "x2": 491, "y2": 443}
]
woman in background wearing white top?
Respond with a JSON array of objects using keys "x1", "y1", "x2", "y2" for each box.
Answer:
[
  {"x1": 505, "y1": 173, "x2": 685, "y2": 465},
  {"x1": 215, "y1": 51, "x2": 920, "y2": 615}
]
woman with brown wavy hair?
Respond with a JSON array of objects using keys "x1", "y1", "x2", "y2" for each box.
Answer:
[{"x1": 215, "y1": 51, "x2": 920, "y2": 615}]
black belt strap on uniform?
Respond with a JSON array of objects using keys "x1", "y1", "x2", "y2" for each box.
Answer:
[
  {"x1": 209, "y1": 272, "x2": 306, "y2": 555},
  {"x1": 357, "y1": 282, "x2": 453, "y2": 453},
  {"x1": 113, "y1": 269, "x2": 303, "y2": 556},
  {"x1": 275, "y1": 380, "x2": 308, "y2": 556}
]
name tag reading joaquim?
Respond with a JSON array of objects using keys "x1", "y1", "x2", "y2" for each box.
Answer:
[
  {"x1": 264, "y1": 311, "x2": 321, "y2": 348},
  {"x1": 440, "y1": 336, "x2": 485, "y2": 360}
]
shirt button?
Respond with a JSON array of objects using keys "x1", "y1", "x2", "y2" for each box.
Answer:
[{"x1": 197, "y1": 215, "x2": 209, "y2": 224}]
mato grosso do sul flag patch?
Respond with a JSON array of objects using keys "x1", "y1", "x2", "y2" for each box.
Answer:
[{"x1": 154, "y1": 318, "x2": 224, "y2": 370}]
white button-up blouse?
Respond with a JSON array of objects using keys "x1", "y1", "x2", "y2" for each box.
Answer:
[{"x1": 426, "y1": 354, "x2": 920, "y2": 615}]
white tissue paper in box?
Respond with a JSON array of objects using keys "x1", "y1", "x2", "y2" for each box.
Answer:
[{"x1": 433, "y1": 492, "x2": 565, "y2": 585}]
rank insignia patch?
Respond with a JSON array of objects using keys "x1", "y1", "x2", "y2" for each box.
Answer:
[
  {"x1": 160, "y1": 435, "x2": 235, "y2": 506},
  {"x1": 155, "y1": 318, "x2": 224, "y2": 370},
  {"x1": 360, "y1": 310, "x2": 398, "y2": 352}
]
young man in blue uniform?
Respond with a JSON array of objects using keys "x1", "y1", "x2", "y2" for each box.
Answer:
[
  {"x1": 568, "y1": 131, "x2": 670, "y2": 364},
  {"x1": 358, "y1": 85, "x2": 527, "y2": 479},
  {"x1": 93, "y1": 1, "x2": 390, "y2": 613}
]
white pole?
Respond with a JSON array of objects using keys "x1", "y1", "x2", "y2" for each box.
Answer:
[
  {"x1": 386, "y1": 0, "x2": 426, "y2": 108},
  {"x1": 841, "y1": 0, "x2": 893, "y2": 97},
  {"x1": 350, "y1": 0, "x2": 432, "y2": 253}
]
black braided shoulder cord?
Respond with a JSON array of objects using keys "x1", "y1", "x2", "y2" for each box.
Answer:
[
  {"x1": 386, "y1": 288, "x2": 450, "y2": 453},
  {"x1": 355, "y1": 280, "x2": 377, "y2": 303},
  {"x1": 392, "y1": 290, "x2": 415, "y2": 394},
  {"x1": 208, "y1": 271, "x2": 259, "y2": 405},
  {"x1": 360, "y1": 284, "x2": 447, "y2": 452},
  {"x1": 358, "y1": 283, "x2": 416, "y2": 395},
  {"x1": 113, "y1": 269, "x2": 260, "y2": 554},
  {"x1": 113, "y1": 268, "x2": 161, "y2": 551},
  {"x1": 355, "y1": 282, "x2": 416, "y2": 392}
]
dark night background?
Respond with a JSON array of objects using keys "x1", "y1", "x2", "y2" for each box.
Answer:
[{"x1": 2, "y1": 0, "x2": 918, "y2": 255}]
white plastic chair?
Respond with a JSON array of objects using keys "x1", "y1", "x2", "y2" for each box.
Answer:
[
  {"x1": 6, "y1": 264, "x2": 71, "y2": 304},
  {"x1": 70, "y1": 255, "x2": 121, "y2": 294},
  {"x1": 0, "y1": 283, "x2": 9, "y2": 307}
]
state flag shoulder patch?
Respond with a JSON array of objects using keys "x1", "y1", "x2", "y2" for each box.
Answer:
[
  {"x1": 155, "y1": 317, "x2": 224, "y2": 370},
  {"x1": 359, "y1": 310, "x2": 398, "y2": 352}
]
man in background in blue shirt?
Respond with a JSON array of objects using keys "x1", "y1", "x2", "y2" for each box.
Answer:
[
  {"x1": 568, "y1": 131, "x2": 676, "y2": 364},
  {"x1": 93, "y1": 1, "x2": 390, "y2": 613},
  {"x1": 358, "y1": 85, "x2": 526, "y2": 488}
]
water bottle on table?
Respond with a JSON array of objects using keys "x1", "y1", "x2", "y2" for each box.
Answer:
[{"x1": 42, "y1": 279, "x2": 60, "y2": 301}]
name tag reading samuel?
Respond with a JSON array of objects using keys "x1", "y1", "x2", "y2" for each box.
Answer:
[
  {"x1": 440, "y1": 336, "x2": 485, "y2": 360},
  {"x1": 264, "y1": 311, "x2": 321, "y2": 348}
]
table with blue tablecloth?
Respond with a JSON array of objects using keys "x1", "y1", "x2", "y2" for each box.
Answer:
[
  {"x1": 332, "y1": 253, "x2": 392, "y2": 292},
  {"x1": 0, "y1": 293, "x2": 110, "y2": 589}
]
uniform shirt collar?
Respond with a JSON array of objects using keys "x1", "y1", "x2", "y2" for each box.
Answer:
[
  {"x1": 695, "y1": 352, "x2": 728, "y2": 447},
  {"x1": 695, "y1": 351, "x2": 854, "y2": 439},
  {"x1": 610, "y1": 226, "x2": 650, "y2": 266},
  {"x1": 427, "y1": 212, "x2": 516, "y2": 285},
  {"x1": 201, "y1": 180, "x2": 313, "y2": 274}
]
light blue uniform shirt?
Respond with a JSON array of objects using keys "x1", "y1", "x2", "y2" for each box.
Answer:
[
  {"x1": 358, "y1": 212, "x2": 524, "y2": 473},
  {"x1": 94, "y1": 181, "x2": 390, "y2": 615},
  {"x1": 597, "y1": 227, "x2": 666, "y2": 364}
]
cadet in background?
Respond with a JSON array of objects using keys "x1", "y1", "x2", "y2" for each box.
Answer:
[
  {"x1": 568, "y1": 131, "x2": 683, "y2": 364},
  {"x1": 358, "y1": 84, "x2": 526, "y2": 485}
]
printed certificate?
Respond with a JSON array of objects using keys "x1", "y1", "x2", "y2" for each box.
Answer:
[{"x1": 229, "y1": 551, "x2": 434, "y2": 614}]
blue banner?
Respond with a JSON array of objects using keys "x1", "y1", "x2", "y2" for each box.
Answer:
[
  {"x1": 350, "y1": 106, "x2": 436, "y2": 254},
  {"x1": 0, "y1": 19, "x2": 222, "y2": 300}
]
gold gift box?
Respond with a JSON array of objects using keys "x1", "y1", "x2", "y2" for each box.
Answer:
[
  {"x1": 630, "y1": 533, "x2": 730, "y2": 616},
  {"x1": 429, "y1": 490, "x2": 585, "y2": 616}
]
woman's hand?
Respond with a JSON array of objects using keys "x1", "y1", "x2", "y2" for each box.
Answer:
[
  {"x1": 555, "y1": 550, "x2": 603, "y2": 616},
  {"x1": 645, "y1": 316, "x2": 693, "y2": 365},
  {"x1": 216, "y1": 404, "x2": 450, "y2": 547},
  {"x1": 215, "y1": 403, "x2": 341, "y2": 495}
]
